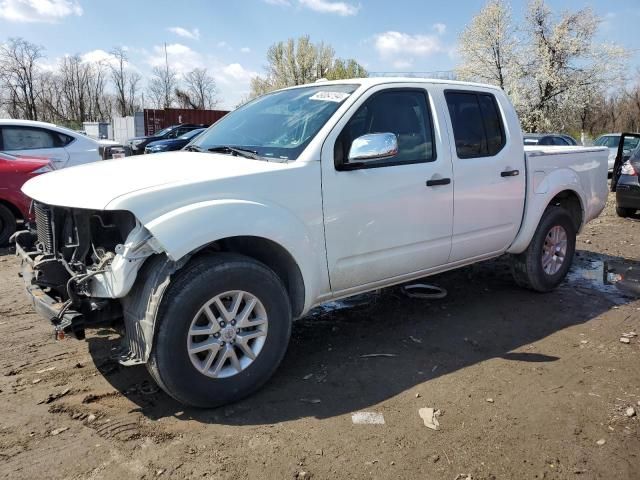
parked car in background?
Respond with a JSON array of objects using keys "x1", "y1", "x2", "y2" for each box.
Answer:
[
  {"x1": 0, "y1": 120, "x2": 121, "y2": 169},
  {"x1": 0, "y1": 152, "x2": 53, "y2": 244},
  {"x1": 144, "y1": 128, "x2": 206, "y2": 154},
  {"x1": 15, "y1": 77, "x2": 608, "y2": 407},
  {"x1": 523, "y1": 133, "x2": 578, "y2": 146},
  {"x1": 594, "y1": 133, "x2": 640, "y2": 173},
  {"x1": 126, "y1": 124, "x2": 207, "y2": 155},
  {"x1": 611, "y1": 132, "x2": 640, "y2": 218}
]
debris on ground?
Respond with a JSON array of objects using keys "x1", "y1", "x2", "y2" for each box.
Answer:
[
  {"x1": 619, "y1": 337, "x2": 631, "y2": 344},
  {"x1": 596, "y1": 439, "x2": 606, "y2": 446},
  {"x1": 486, "y1": 398, "x2": 494, "y2": 403},
  {"x1": 454, "y1": 474, "x2": 473, "y2": 480},
  {"x1": 35, "y1": 366, "x2": 56, "y2": 374},
  {"x1": 302, "y1": 373, "x2": 313, "y2": 380},
  {"x1": 351, "y1": 412, "x2": 385, "y2": 425},
  {"x1": 50, "y1": 427, "x2": 69, "y2": 436},
  {"x1": 625, "y1": 407, "x2": 636, "y2": 418},
  {"x1": 360, "y1": 353, "x2": 397, "y2": 358},
  {"x1": 418, "y1": 407, "x2": 441, "y2": 430},
  {"x1": 409, "y1": 336, "x2": 422, "y2": 344},
  {"x1": 401, "y1": 283, "x2": 448, "y2": 299}
]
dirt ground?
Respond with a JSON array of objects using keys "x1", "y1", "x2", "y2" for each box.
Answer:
[{"x1": 1, "y1": 193, "x2": 639, "y2": 480}]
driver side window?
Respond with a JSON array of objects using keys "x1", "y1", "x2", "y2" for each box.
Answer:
[{"x1": 334, "y1": 89, "x2": 436, "y2": 169}]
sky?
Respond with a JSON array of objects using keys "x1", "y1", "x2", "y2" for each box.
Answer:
[{"x1": 1, "y1": 0, "x2": 639, "y2": 109}]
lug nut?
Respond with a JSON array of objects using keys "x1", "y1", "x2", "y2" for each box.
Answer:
[
  {"x1": 220, "y1": 321, "x2": 226, "y2": 327},
  {"x1": 231, "y1": 320, "x2": 236, "y2": 326},
  {"x1": 236, "y1": 328, "x2": 240, "y2": 333},
  {"x1": 214, "y1": 333, "x2": 220, "y2": 338}
]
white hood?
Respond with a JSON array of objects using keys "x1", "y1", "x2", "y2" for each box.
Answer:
[{"x1": 22, "y1": 151, "x2": 291, "y2": 211}]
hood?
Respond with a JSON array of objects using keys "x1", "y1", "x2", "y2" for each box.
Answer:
[
  {"x1": 21, "y1": 151, "x2": 291, "y2": 211},
  {"x1": 146, "y1": 138, "x2": 182, "y2": 148}
]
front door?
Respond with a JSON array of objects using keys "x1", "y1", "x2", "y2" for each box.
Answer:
[{"x1": 321, "y1": 86, "x2": 454, "y2": 293}]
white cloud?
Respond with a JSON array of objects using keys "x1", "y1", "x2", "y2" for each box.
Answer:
[
  {"x1": 147, "y1": 43, "x2": 204, "y2": 73},
  {"x1": 240, "y1": 47, "x2": 251, "y2": 53},
  {"x1": 0, "y1": 0, "x2": 82, "y2": 23},
  {"x1": 263, "y1": 0, "x2": 290, "y2": 5},
  {"x1": 298, "y1": 0, "x2": 358, "y2": 16},
  {"x1": 168, "y1": 26, "x2": 200, "y2": 40},
  {"x1": 432, "y1": 23, "x2": 446, "y2": 35},
  {"x1": 392, "y1": 59, "x2": 413, "y2": 69},
  {"x1": 80, "y1": 49, "x2": 120, "y2": 67},
  {"x1": 374, "y1": 31, "x2": 444, "y2": 67}
]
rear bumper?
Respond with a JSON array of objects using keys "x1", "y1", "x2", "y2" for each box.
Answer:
[
  {"x1": 12, "y1": 231, "x2": 86, "y2": 340},
  {"x1": 616, "y1": 176, "x2": 640, "y2": 210}
]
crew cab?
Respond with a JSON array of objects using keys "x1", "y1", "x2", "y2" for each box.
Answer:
[{"x1": 13, "y1": 78, "x2": 608, "y2": 407}]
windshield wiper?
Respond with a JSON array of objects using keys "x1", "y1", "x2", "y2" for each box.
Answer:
[
  {"x1": 208, "y1": 145, "x2": 262, "y2": 160},
  {"x1": 184, "y1": 144, "x2": 204, "y2": 152}
]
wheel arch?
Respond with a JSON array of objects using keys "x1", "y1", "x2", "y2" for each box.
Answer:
[
  {"x1": 0, "y1": 198, "x2": 23, "y2": 221},
  {"x1": 508, "y1": 186, "x2": 585, "y2": 254}
]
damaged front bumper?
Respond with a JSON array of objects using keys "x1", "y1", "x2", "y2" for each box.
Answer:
[{"x1": 13, "y1": 231, "x2": 87, "y2": 340}]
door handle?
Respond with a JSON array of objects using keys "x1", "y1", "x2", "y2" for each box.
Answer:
[
  {"x1": 426, "y1": 178, "x2": 451, "y2": 187},
  {"x1": 501, "y1": 169, "x2": 519, "y2": 177}
]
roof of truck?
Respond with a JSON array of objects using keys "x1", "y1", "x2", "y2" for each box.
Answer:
[{"x1": 283, "y1": 77, "x2": 503, "y2": 92}]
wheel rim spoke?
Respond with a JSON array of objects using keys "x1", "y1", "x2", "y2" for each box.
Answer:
[
  {"x1": 541, "y1": 225, "x2": 568, "y2": 275},
  {"x1": 187, "y1": 289, "x2": 269, "y2": 379}
]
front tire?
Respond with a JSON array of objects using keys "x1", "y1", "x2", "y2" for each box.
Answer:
[
  {"x1": 0, "y1": 204, "x2": 16, "y2": 246},
  {"x1": 147, "y1": 253, "x2": 292, "y2": 408},
  {"x1": 511, "y1": 206, "x2": 576, "y2": 292}
]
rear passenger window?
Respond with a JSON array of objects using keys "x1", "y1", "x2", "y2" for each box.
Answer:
[
  {"x1": 1, "y1": 127, "x2": 63, "y2": 151},
  {"x1": 445, "y1": 91, "x2": 505, "y2": 158}
]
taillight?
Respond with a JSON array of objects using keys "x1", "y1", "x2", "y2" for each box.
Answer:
[{"x1": 621, "y1": 161, "x2": 637, "y2": 176}]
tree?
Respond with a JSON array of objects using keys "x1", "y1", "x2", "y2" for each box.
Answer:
[
  {"x1": 249, "y1": 35, "x2": 367, "y2": 98},
  {"x1": 148, "y1": 65, "x2": 177, "y2": 109},
  {"x1": 183, "y1": 68, "x2": 218, "y2": 109},
  {"x1": 110, "y1": 47, "x2": 141, "y2": 116},
  {"x1": 0, "y1": 38, "x2": 44, "y2": 120},
  {"x1": 456, "y1": 0, "x2": 520, "y2": 94},
  {"x1": 456, "y1": 0, "x2": 627, "y2": 133}
]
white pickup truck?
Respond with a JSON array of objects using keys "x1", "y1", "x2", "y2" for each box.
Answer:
[{"x1": 14, "y1": 78, "x2": 608, "y2": 407}]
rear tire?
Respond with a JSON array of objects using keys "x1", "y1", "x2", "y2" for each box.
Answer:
[
  {"x1": 0, "y1": 204, "x2": 16, "y2": 246},
  {"x1": 511, "y1": 206, "x2": 576, "y2": 292},
  {"x1": 147, "y1": 253, "x2": 292, "y2": 408},
  {"x1": 616, "y1": 206, "x2": 635, "y2": 218}
]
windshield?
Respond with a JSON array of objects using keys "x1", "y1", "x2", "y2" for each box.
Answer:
[
  {"x1": 596, "y1": 135, "x2": 640, "y2": 150},
  {"x1": 153, "y1": 126, "x2": 173, "y2": 138},
  {"x1": 190, "y1": 84, "x2": 359, "y2": 160},
  {"x1": 179, "y1": 128, "x2": 205, "y2": 140}
]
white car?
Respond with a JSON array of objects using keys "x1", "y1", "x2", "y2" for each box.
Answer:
[
  {"x1": 594, "y1": 133, "x2": 640, "y2": 172},
  {"x1": 15, "y1": 78, "x2": 609, "y2": 407},
  {"x1": 0, "y1": 119, "x2": 120, "y2": 169}
]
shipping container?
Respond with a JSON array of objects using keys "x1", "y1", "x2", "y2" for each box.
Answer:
[{"x1": 143, "y1": 108, "x2": 229, "y2": 136}]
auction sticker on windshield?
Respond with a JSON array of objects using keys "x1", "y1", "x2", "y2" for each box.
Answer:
[{"x1": 309, "y1": 91, "x2": 351, "y2": 102}]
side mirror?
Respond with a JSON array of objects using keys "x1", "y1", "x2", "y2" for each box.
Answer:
[{"x1": 348, "y1": 133, "x2": 398, "y2": 163}]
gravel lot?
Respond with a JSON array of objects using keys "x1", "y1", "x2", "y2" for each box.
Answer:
[{"x1": 1, "y1": 193, "x2": 639, "y2": 480}]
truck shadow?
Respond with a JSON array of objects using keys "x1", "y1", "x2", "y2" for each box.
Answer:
[{"x1": 86, "y1": 250, "x2": 639, "y2": 425}]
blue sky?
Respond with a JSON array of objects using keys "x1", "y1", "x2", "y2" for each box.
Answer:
[{"x1": 1, "y1": 0, "x2": 639, "y2": 108}]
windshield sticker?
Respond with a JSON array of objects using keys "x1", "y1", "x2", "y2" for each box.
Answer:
[{"x1": 309, "y1": 91, "x2": 351, "y2": 102}]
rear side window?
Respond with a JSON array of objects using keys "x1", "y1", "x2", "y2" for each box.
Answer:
[
  {"x1": 445, "y1": 91, "x2": 506, "y2": 158},
  {"x1": 1, "y1": 126, "x2": 67, "y2": 151}
]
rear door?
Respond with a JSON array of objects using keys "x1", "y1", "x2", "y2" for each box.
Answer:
[
  {"x1": 0, "y1": 125, "x2": 70, "y2": 168},
  {"x1": 444, "y1": 89, "x2": 526, "y2": 262}
]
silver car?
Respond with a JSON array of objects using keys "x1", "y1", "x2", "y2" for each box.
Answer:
[{"x1": 594, "y1": 134, "x2": 640, "y2": 172}]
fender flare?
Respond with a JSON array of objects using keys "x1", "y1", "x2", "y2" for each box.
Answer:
[
  {"x1": 143, "y1": 198, "x2": 325, "y2": 312},
  {"x1": 507, "y1": 167, "x2": 586, "y2": 254}
]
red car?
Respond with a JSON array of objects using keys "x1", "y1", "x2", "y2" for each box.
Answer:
[{"x1": 0, "y1": 152, "x2": 53, "y2": 244}]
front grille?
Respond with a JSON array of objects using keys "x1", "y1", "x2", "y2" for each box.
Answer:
[{"x1": 34, "y1": 202, "x2": 54, "y2": 253}]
